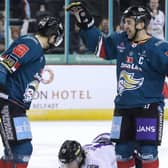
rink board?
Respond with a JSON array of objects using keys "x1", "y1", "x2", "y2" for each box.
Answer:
[
  {"x1": 27, "y1": 109, "x2": 168, "y2": 121},
  {"x1": 27, "y1": 109, "x2": 113, "y2": 121},
  {"x1": 28, "y1": 65, "x2": 168, "y2": 121}
]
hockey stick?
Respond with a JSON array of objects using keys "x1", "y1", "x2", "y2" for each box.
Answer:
[
  {"x1": 0, "y1": 92, "x2": 25, "y2": 109},
  {"x1": 0, "y1": 119, "x2": 16, "y2": 168},
  {"x1": 0, "y1": 118, "x2": 14, "y2": 161},
  {"x1": 0, "y1": 94, "x2": 17, "y2": 168}
]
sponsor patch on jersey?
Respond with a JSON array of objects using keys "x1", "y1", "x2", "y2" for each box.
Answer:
[
  {"x1": 12, "y1": 44, "x2": 29, "y2": 58},
  {"x1": 136, "y1": 118, "x2": 157, "y2": 141},
  {"x1": 126, "y1": 56, "x2": 133, "y2": 63},
  {"x1": 2, "y1": 54, "x2": 18, "y2": 69}
]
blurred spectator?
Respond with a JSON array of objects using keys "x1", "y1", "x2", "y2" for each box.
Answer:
[
  {"x1": 35, "y1": 4, "x2": 52, "y2": 23},
  {"x1": 45, "y1": 0, "x2": 64, "y2": 18},
  {"x1": 0, "y1": 12, "x2": 5, "y2": 52},
  {"x1": 20, "y1": 0, "x2": 31, "y2": 35},
  {"x1": 113, "y1": 0, "x2": 121, "y2": 31},
  {"x1": 9, "y1": 25, "x2": 21, "y2": 44},
  {"x1": 23, "y1": 0, "x2": 31, "y2": 19},
  {"x1": 11, "y1": 26, "x2": 21, "y2": 40},
  {"x1": 99, "y1": 18, "x2": 109, "y2": 37},
  {"x1": 148, "y1": 0, "x2": 165, "y2": 40},
  {"x1": 10, "y1": 0, "x2": 31, "y2": 19}
]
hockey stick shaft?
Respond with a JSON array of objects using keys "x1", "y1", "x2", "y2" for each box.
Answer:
[
  {"x1": 0, "y1": 119, "x2": 13, "y2": 160},
  {"x1": 0, "y1": 96, "x2": 17, "y2": 167},
  {"x1": 0, "y1": 92, "x2": 25, "y2": 109},
  {"x1": 0, "y1": 120, "x2": 16, "y2": 168}
]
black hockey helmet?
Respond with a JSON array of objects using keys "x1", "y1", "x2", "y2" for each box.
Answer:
[
  {"x1": 122, "y1": 6, "x2": 152, "y2": 27},
  {"x1": 58, "y1": 140, "x2": 84, "y2": 165},
  {"x1": 37, "y1": 16, "x2": 64, "y2": 47}
]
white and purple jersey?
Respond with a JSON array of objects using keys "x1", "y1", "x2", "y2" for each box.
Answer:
[
  {"x1": 82, "y1": 138, "x2": 116, "y2": 168},
  {"x1": 149, "y1": 10, "x2": 165, "y2": 40}
]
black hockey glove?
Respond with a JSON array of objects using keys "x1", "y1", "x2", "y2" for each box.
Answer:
[{"x1": 65, "y1": 1, "x2": 94, "y2": 29}]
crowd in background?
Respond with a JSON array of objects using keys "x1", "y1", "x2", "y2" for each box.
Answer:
[{"x1": 0, "y1": 0, "x2": 166, "y2": 54}]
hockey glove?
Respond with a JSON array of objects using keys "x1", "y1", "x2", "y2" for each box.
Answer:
[
  {"x1": 65, "y1": 1, "x2": 94, "y2": 29},
  {"x1": 23, "y1": 80, "x2": 39, "y2": 103}
]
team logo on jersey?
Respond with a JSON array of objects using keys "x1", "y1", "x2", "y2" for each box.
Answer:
[
  {"x1": 118, "y1": 70, "x2": 144, "y2": 95},
  {"x1": 12, "y1": 44, "x2": 29, "y2": 58}
]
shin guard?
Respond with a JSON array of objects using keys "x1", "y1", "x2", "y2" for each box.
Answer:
[
  {"x1": 142, "y1": 159, "x2": 159, "y2": 168},
  {"x1": 117, "y1": 158, "x2": 135, "y2": 168}
]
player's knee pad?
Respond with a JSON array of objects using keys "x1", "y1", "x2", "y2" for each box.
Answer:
[
  {"x1": 139, "y1": 145, "x2": 158, "y2": 161},
  {"x1": 115, "y1": 142, "x2": 135, "y2": 160},
  {"x1": 9, "y1": 140, "x2": 33, "y2": 163}
]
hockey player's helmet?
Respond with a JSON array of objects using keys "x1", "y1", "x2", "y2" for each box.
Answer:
[
  {"x1": 37, "y1": 16, "x2": 64, "y2": 47},
  {"x1": 122, "y1": 6, "x2": 152, "y2": 27},
  {"x1": 58, "y1": 140, "x2": 84, "y2": 168},
  {"x1": 58, "y1": 140, "x2": 84, "y2": 163}
]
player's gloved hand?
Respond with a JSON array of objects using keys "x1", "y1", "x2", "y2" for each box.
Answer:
[
  {"x1": 65, "y1": 1, "x2": 94, "y2": 29},
  {"x1": 23, "y1": 80, "x2": 39, "y2": 103},
  {"x1": 23, "y1": 87, "x2": 35, "y2": 103}
]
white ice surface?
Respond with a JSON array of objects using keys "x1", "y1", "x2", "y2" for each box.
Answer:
[{"x1": 1, "y1": 120, "x2": 168, "y2": 168}]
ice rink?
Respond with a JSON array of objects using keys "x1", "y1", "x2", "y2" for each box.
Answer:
[{"x1": 1, "y1": 120, "x2": 168, "y2": 168}]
